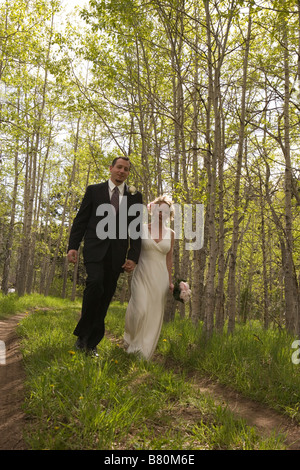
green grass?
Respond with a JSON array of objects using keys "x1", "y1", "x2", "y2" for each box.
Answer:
[
  {"x1": 158, "y1": 316, "x2": 300, "y2": 421},
  {"x1": 0, "y1": 292, "x2": 77, "y2": 319},
  {"x1": 9, "y1": 296, "x2": 289, "y2": 450}
]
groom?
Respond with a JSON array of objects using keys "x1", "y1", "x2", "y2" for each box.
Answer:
[{"x1": 67, "y1": 156, "x2": 143, "y2": 356}]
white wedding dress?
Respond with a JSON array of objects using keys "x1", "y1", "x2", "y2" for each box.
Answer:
[{"x1": 124, "y1": 224, "x2": 171, "y2": 360}]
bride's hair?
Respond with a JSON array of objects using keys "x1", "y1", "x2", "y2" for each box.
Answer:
[{"x1": 148, "y1": 195, "x2": 174, "y2": 220}]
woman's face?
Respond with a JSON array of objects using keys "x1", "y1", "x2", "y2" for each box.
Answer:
[{"x1": 151, "y1": 202, "x2": 170, "y2": 222}]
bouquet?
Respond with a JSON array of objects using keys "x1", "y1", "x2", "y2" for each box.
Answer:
[{"x1": 173, "y1": 279, "x2": 191, "y2": 303}]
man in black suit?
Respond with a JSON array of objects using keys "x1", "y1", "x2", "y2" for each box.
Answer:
[{"x1": 67, "y1": 156, "x2": 143, "y2": 356}]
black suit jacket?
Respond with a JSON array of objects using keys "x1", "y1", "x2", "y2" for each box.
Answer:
[{"x1": 68, "y1": 181, "x2": 143, "y2": 271}]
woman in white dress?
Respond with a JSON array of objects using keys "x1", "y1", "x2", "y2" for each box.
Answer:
[{"x1": 124, "y1": 196, "x2": 174, "y2": 360}]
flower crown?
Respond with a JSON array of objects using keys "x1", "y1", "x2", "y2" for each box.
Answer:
[{"x1": 147, "y1": 195, "x2": 174, "y2": 219}]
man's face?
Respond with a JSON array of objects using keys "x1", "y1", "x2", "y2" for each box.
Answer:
[{"x1": 109, "y1": 158, "x2": 130, "y2": 185}]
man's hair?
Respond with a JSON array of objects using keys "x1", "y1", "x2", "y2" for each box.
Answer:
[{"x1": 111, "y1": 156, "x2": 131, "y2": 168}]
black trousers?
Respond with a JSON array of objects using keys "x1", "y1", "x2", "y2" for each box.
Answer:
[{"x1": 73, "y1": 248, "x2": 121, "y2": 349}]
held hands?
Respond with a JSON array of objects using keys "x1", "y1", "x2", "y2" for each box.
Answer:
[
  {"x1": 67, "y1": 249, "x2": 78, "y2": 264},
  {"x1": 122, "y1": 259, "x2": 136, "y2": 273},
  {"x1": 67, "y1": 251, "x2": 136, "y2": 273},
  {"x1": 169, "y1": 282, "x2": 174, "y2": 292}
]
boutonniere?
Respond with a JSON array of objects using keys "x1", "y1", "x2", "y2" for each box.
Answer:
[{"x1": 128, "y1": 185, "x2": 137, "y2": 195}]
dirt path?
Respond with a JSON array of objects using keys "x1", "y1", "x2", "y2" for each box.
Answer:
[
  {"x1": 189, "y1": 374, "x2": 300, "y2": 449},
  {"x1": 0, "y1": 315, "x2": 299, "y2": 450},
  {"x1": 152, "y1": 354, "x2": 300, "y2": 450},
  {"x1": 0, "y1": 314, "x2": 27, "y2": 450}
]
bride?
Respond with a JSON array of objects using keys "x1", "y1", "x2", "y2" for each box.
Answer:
[{"x1": 124, "y1": 195, "x2": 174, "y2": 360}]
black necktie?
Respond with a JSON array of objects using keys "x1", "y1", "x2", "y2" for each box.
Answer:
[{"x1": 111, "y1": 186, "x2": 119, "y2": 212}]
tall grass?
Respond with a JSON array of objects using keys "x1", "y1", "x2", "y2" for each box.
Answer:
[
  {"x1": 158, "y1": 316, "x2": 300, "y2": 421},
  {"x1": 0, "y1": 292, "x2": 79, "y2": 319},
  {"x1": 11, "y1": 297, "x2": 285, "y2": 450}
]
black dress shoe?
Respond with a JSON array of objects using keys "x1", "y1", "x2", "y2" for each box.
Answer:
[
  {"x1": 74, "y1": 337, "x2": 86, "y2": 351},
  {"x1": 87, "y1": 347, "x2": 99, "y2": 358}
]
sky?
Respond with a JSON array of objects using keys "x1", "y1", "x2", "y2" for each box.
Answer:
[
  {"x1": 61, "y1": 0, "x2": 89, "y2": 13},
  {"x1": 55, "y1": 0, "x2": 90, "y2": 31}
]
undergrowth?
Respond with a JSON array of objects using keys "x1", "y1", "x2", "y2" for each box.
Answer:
[{"x1": 3, "y1": 295, "x2": 291, "y2": 450}]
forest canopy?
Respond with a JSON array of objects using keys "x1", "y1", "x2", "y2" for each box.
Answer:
[{"x1": 1, "y1": 0, "x2": 300, "y2": 336}]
